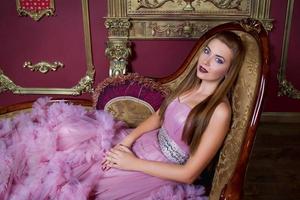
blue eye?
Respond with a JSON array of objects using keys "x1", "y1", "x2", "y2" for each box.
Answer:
[
  {"x1": 216, "y1": 57, "x2": 224, "y2": 64},
  {"x1": 203, "y1": 47, "x2": 210, "y2": 54}
]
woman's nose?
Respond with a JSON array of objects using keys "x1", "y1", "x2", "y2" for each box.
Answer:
[{"x1": 203, "y1": 56, "x2": 211, "y2": 66}]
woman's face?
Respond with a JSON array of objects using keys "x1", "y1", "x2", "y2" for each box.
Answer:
[{"x1": 196, "y1": 38, "x2": 233, "y2": 82}]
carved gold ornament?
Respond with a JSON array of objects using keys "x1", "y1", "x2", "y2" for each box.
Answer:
[
  {"x1": 105, "y1": 18, "x2": 131, "y2": 37},
  {"x1": 150, "y1": 21, "x2": 209, "y2": 38},
  {"x1": 16, "y1": 0, "x2": 55, "y2": 21},
  {"x1": 137, "y1": 0, "x2": 173, "y2": 10},
  {"x1": 277, "y1": 0, "x2": 300, "y2": 99},
  {"x1": 0, "y1": 70, "x2": 20, "y2": 94},
  {"x1": 239, "y1": 18, "x2": 262, "y2": 33},
  {"x1": 204, "y1": 0, "x2": 242, "y2": 9},
  {"x1": 129, "y1": 0, "x2": 249, "y2": 14},
  {"x1": 105, "y1": 40, "x2": 132, "y2": 77},
  {"x1": 1, "y1": 0, "x2": 94, "y2": 95},
  {"x1": 23, "y1": 61, "x2": 64, "y2": 73}
]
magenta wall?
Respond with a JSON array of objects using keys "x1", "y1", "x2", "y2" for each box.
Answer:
[
  {"x1": 0, "y1": 0, "x2": 299, "y2": 112},
  {"x1": 0, "y1": 0, "x2": 108, "y2": 105},
  {"x1": 263, "y1": 0, "x2": 300, "y2": 112}
]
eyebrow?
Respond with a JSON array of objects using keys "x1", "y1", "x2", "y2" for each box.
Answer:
[
  {"x1": 216, "y1": 55, "x2": 225, "y2": 61},
  {"x1": 206, "y1": 45, "x2": 226, "y2": 62}
]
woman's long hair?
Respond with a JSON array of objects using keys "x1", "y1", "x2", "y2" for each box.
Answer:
[{"x1": 159, "y1": 31, "x2": 246, "y2": 154}]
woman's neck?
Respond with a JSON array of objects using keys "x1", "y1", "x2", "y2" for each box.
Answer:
[{"x1": 195, "y1": 80, "x2": 220, "y2": 96}]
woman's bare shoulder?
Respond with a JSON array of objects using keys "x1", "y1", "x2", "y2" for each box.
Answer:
[{"x1": 212, "y1": 99, "x2": 232, "y2": 121}]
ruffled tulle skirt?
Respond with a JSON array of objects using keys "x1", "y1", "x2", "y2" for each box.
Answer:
[{"x1": 0, "y1": 97, "x2": 207, "y2": 200}]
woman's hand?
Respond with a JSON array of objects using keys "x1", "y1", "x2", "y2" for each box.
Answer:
[
  {"x1": 101, "y1": 144, "x2": 137, "y2": 171},
  {"x1": 104, "y1": 144, "x2": 138, "y2": 171}
]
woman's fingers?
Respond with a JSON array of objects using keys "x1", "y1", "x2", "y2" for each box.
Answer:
[
  {"x1": 101, "y1": 150, "x2": 119, "y2": 171},
  {"x1": 118, "y1": 145, "x2": 132, "y2": 153},
  {"x1": 101, "y1": 160, "x2": 110, "y2": 171},
  {"x1": 101, "y1": 145, "x2": 134, "y2": 171}
]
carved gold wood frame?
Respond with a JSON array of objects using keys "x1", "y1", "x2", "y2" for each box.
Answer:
[
  {"x1": 16, "y1": 0, "x2": 55, "y2": 21},
  {"x1": 0, "y1": 0, "x2": 95, "y2": 95},
  {"x1": 277, "y1": 0, "x2": 300, "y2": 99},
  {"x1": 105, "y1": 0, "x2": 273, "y2": 76}
]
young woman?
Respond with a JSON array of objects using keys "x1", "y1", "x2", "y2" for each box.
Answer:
[{"x1": 0, "y1": 31, "x2": 245, "y2": 200}]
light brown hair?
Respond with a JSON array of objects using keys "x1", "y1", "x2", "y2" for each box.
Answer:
[{"x1": 159, "y1": 31, "x2": 246, "y2": 154}]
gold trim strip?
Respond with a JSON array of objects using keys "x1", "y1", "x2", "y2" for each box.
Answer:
[
  {"x1": 82, "y1": 0, "x2": 94, "y2": 71},
  {"x1": 277, "y1": 0, "x2": 300, "y2": 99},
  {"x1": 1, "y1": 0, "x2": 95, "y2": 95}
]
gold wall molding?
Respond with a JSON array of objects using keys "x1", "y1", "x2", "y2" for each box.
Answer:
[
  {"x1": 16, "y1": 0, "x2": 55, "y2": 21},
  {"x1": 1, "y1": 0, "x2": 95, "y2": 95},
  {"x1": 277, "y1": 0, "x2": 300, "y2": 99},
  {"x1": 106, "y1": 0, "x2": 273, "y2": 76},
  {"x1": 23, "y1": 61, "x2": 64, "y2": 74}
]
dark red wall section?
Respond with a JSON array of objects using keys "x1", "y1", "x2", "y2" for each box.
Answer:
[{"x1": 0, "y1": 0, "x2": 299, "y2": 111}]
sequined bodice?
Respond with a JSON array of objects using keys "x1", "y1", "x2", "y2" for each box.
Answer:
[{"x1": 158, "y1": 98, "x2": 191, "y2": 164}]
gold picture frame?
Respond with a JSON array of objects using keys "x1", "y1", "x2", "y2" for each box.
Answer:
[{"x1": 1, "y1": 0, "x2": 95, "y2": 95}]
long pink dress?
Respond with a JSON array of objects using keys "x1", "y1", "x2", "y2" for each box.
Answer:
[{"x1": 0, "y1": 97, "x2": 207, "y2": 200}]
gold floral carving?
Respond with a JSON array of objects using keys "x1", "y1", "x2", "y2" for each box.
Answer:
[
  {"x1": 135, "y1": 0, "x2": 242, "y2": 11},
  {"x1": 105, "y1": 41, "x2": 132, "y2": 77},
  {"x1": 239, "y1": 18, "x2": 262, "y2": 33},
  {"x1": 278, "y1": 79, "x2": 300, "y2": 99},
  {"x1": 0, "y1": 70, "x2": 20, "y2": 93},
  {"x1": 105, "y1": 17, "x2": 132, "y2": 76},
  {"x1": 128, "y1": 0, "x2": 250, "y2": 14},
  {"x1": 71, "y1": 70, "x2": 95, "y2": 95},
  {"x1": 23, "y1": 61, "x2": 64, "y2": 73},
  {"x1": 151, "y1": 21, "x2": 209, "y2": 38},
  {"x1": 16, "y1": 0, "x2": 55, "y2": 21},
  {"x1": 137, "y1": 0, "x2": 173, "y2": 10},
  {"x1": 204, "y1": 0, "x2": 242, "y2": 10},
  {"x1": 277, "y1": 0, "x2": 299, "y2": 99},
  {"x1": 105, "y1": 18, "x2": 131, "y2": 37}
]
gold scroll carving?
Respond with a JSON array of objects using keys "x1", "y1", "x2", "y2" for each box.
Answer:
[{"x1": 23, "y1": 61, "x2": 64, "y2": 74}]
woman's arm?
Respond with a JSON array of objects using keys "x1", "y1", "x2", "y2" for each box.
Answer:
[
  {"x1": 102, "y1": 110, "x2": 162, "y2": 171},
  {"x1": 120, "y1": 110, "x2": 162, "y2": 147},
  {"x1": 107, "y1": 102, "x2": 231, "y2": 184}
]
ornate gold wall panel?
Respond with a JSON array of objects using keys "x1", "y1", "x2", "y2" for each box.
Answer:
[
  {"x1": 1, "y1": 0, "x2": 95, "y2": 95},
  {"x1": 128, "y1": 0, "x2": 250, "y2": 15},
  {"x1": 277, "y1": 0, "x2": 300, "y2": 99},
  {"x1": 105, "y1": 0, "x2": 273, "y2": 76}
]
